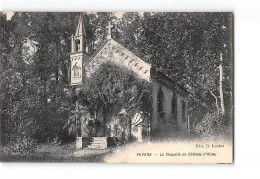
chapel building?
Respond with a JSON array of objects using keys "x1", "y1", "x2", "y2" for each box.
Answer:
[{"x1": 69, "y1": 15, "x2": 189, "y2": 144}]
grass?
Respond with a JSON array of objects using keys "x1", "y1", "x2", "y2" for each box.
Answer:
[{"x1": 1, "y1": 143, "x2": 113, "y2": 163}]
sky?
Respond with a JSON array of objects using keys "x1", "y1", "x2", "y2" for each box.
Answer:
[
  {"x1": 3, "y1": 11, "x2": 145, "y2": 20},
  {"x1": 3, "y1": 11, "x2": 14, "y2": 20}
]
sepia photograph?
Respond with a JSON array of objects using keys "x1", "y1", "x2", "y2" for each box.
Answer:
[{"x1": 0, "y1": 12, "x2": 233, "y2": 163}]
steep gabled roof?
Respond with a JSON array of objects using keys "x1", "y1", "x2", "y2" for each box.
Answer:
[
  {"x1": 83, "y1": 38, "x2": 191, "y2": 96},
  {"x1": 84, "y1": 39, "x2": 151, "y2": 81}
]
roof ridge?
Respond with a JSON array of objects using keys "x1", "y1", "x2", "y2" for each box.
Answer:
[{"x1": 83, "y1": 39, "x2": 111, "y2": 67}]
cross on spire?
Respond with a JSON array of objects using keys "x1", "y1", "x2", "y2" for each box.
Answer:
[{"x1": 106, "y1": 21, "x2": 113, "y2": 40}]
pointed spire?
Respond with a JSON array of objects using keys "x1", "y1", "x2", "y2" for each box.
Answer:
[
  {"x1": 71, "y1": 14, "x2": 88, "y2": 53},
  {"x1": 75, "y1": 14, "x2": 87, "y2": 37}
]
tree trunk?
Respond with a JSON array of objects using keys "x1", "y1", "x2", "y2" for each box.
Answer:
[
  {"x1": 219, "y1": 52, "x2": 225, "y2": 115},
  {"x1": 102, "y1": 106, "x2": 106, "y2": 137},
  {"x1": 210, "y1": 91, "x2": 219, "y2": 116},
  {"x1": 127, "y1": 118, "x2": 132, "y2": 141},
  {"x1": 75, "y1": 101, "x2": 81, "y2": 137}
]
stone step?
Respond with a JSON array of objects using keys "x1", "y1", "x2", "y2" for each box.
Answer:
[
  {"x1": 91, "y1": 140, "x2": 104, "y2": 142},
  {"x1": 90, "y1": 143, "x2": 102, "y2": 146},
  {"x1": 89, "y1": 141, "x2": 104, "y2": 143},
  {"x1": 91, "y1": 141, "x2": 102, "y2": 144},
  {"x1": 86, "y1": 137, "x2": 108, "y2": 149},
  {"x1": 91, "y1": 142, "x2": 105, "y2": 144},
  {"x1": 89, "y1": 142, "x2": 105, "y2": 145},
  {"x1": 87, "y1": 145, "x2": 101, "y2": 149},
  {"x1": 92, "y1": 137, "x2": 107, "y2": 140},
  {"x1": 91, "y1": 143, "x2": 103, "y2": 146},
  {"x1": 91, "y1": 140, "x2": 105, "y2": 143},
  {"x1": 87, "y1": 144, "x2": 106, "y2": 149}
]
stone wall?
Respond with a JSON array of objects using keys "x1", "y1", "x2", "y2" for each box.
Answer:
[
  {"x1": 151, "y1": 79, "x2": 188, "y2": 138},
  {"x1": 176, "y1": 94, "x2": 188, "y2": 132}
]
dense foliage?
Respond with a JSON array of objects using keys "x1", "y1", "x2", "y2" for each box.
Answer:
[
  {"x1": 63, "y1": 62, "x2": 151, "y2": 141},
  {"x1": 1, "y1": 12, "x2": 233, "y2": 149}
]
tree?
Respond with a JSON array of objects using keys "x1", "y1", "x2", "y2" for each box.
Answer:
[
  {"x1": 75, "y1": 63, "x2": 151, "y2": 140},
  {"x1": 1, "y1": 12, "x2": 35, "y2": 144},
  {"x1": 128, "y1": 12, "x2": 232, "y2": 117},
  {"x1": 63, "y1": 101, "x2": 84, "y2": 137},
  {"x1": 1, "y1": 12, "x2": 233, "y2": 146},
  {"x1": 1, "y1": 12, "x2": 82, "y2": 145}
]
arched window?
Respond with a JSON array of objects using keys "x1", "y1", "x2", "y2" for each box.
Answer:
[
  {"x1": 75, "y1": 39, "x2": 80, "y2": 51},
  {"x1": 157, "y1": 86, "x2": 164, "y2": 119},
  {"x1": 172, "y1": 93, "x2": 177, "y2": 125},
  {"x1": 172, "y1": 93, "x2": 176, "y2": 116},
  {"x1": 182, "y1": 100, "x2": 186, "y2": 122}
]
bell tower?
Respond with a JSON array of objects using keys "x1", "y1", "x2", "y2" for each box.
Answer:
[{"x1": 70, "y1": 14, "x2": 88, "y2": 86}]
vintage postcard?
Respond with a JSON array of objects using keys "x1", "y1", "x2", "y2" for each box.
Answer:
[{"x1": 0, "y1": 12, "x2": 233, "y2": 163}]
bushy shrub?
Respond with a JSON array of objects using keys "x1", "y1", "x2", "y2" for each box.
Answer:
[
  {"x1": 7, "y1": 137, "x2": 37, "y2": 155},
  {"x1": 194, "y1": 112, "x2": 226, "y2": 138}
]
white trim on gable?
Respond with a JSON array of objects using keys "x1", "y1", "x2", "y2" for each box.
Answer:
[{"x1": 84, "y1": 39, "x2": 151, "y2": 81}]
